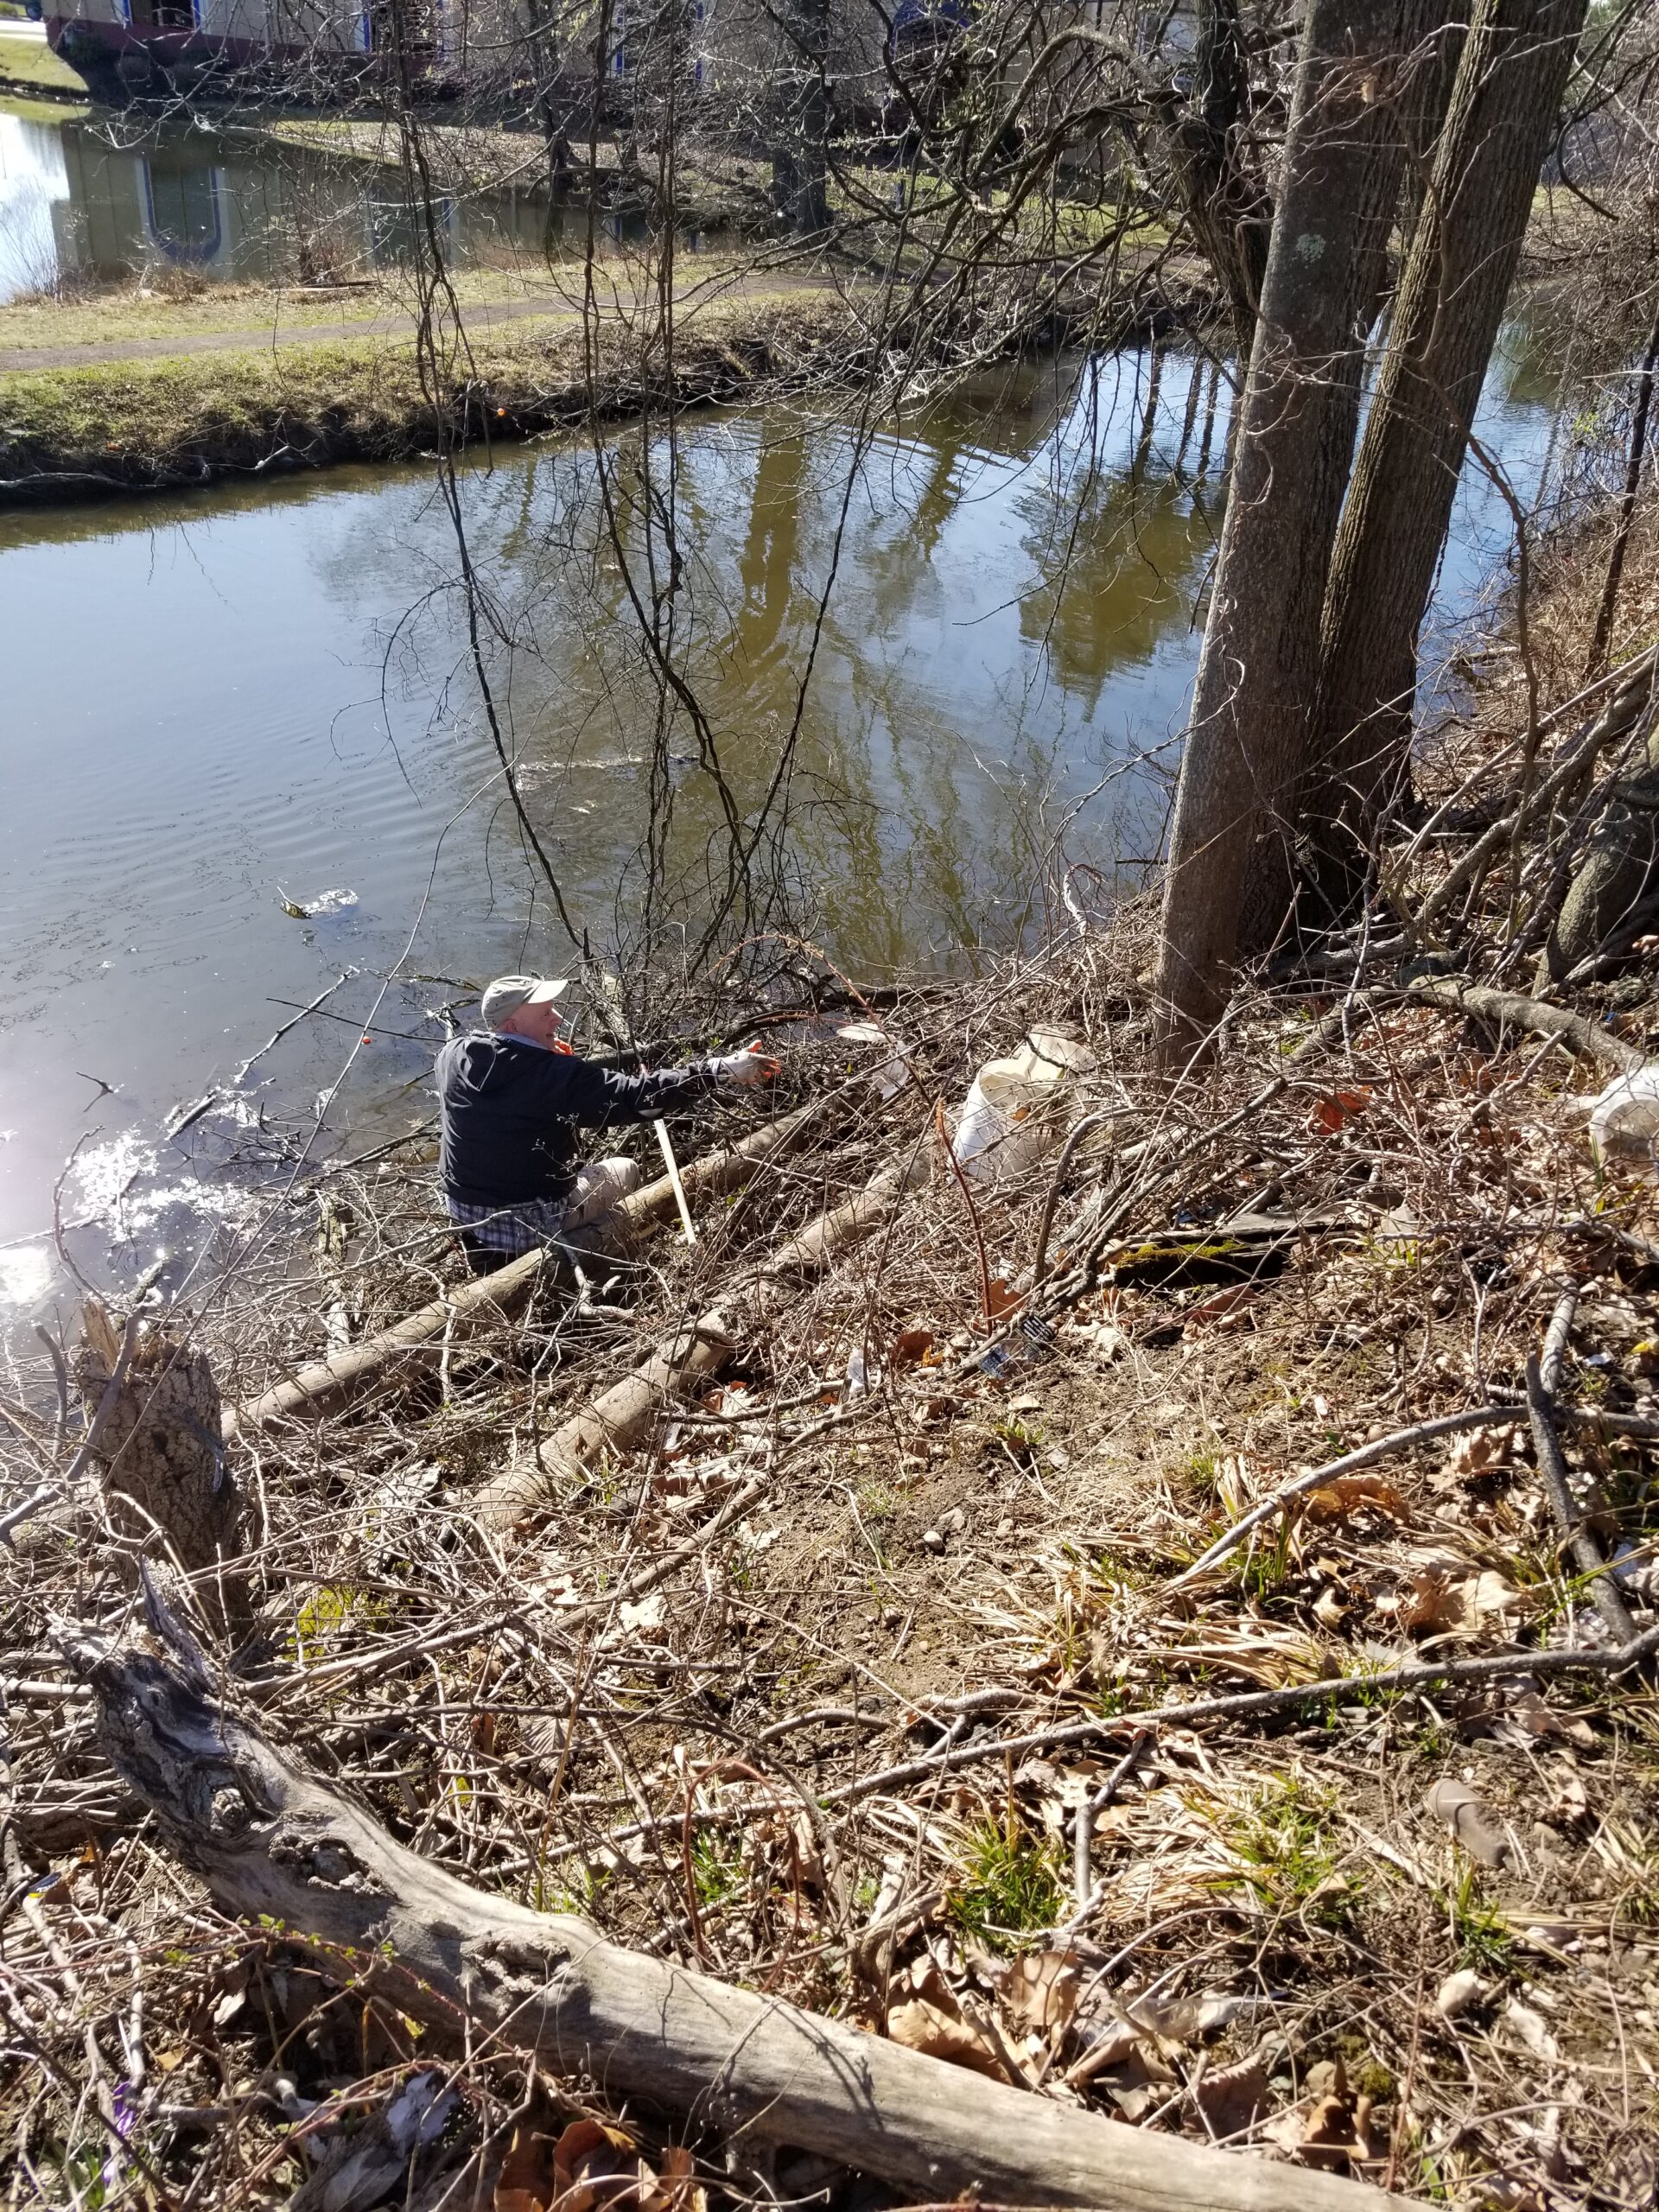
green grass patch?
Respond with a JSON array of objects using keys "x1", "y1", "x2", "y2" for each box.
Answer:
[
  {"x1": 0, "y1": 35, "x2": 86, "y2": 95},
  {"x1": 948, "y1": 1815, "x2": 1065, "y2": 1950},
  {"x1": 1444, "y1": 1861, "x2": 1515, "y2": 1976},
  {"x1": 1224, "y1": 1777, "x2": 1355, "y2": 1928}
]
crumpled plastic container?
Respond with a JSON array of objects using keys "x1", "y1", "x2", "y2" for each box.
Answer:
[
  {"x1": 951, "y1": 1027, "x2": 1098, "y2": 1185},
  {"x1": 1588, "y1": 1063, "x2": 1659, "y2": 1175}
]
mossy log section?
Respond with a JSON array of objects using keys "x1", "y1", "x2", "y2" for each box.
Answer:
[
  {"x1": 71, "y1": 1629, "x2": 1384, "y2": 2212},
  {"x1": 222, "y1": 1108, "x2": 817, "y2": 1442}
]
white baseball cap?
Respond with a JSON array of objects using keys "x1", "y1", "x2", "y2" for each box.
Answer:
[{"x1": 480, "y1": 975, "x2": 569, "y2": 1030}]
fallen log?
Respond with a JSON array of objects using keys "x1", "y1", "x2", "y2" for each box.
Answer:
[
  {"x1": 1402, "y1": 976, "x2": 1645, "y2": 1075},
  {"x1": 224, "y1": 1109, "x2": 818, "y2": 1441},
  {"x1": 470, "y1": 1153, "x2": 930, "y2": 1531},
  {"x1": 470, "y1": 1312, "x2": 737, "y2": 1529},
  {"x1": 69, "y1": 1629, "x2": 1384, "y2": 2212}
]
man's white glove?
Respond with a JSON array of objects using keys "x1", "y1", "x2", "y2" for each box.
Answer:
[{"x1": 712, "y1": 1043, "x2": 781, "y2": 1087}]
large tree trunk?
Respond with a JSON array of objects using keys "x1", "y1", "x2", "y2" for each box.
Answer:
[
  {"x1": 772, "y1": 0, "x2": 830, "y2": 235},
  {"x1": 1156, "y1": 0, "x2": 1270, "y2": 353},
  {"x1": 69, "y1": 1629, "x2": 1386, "y2": 2212},
  {"x1": 1306, "y1": 0, "x2": 1591, "y2": 900},
  {"x1": 1153, "y1": 0, "x2": 1440, "y2": 1051}
]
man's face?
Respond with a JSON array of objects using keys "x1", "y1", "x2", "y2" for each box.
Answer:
[{"x1": 499, "y1": 1000, "x2": 566, "y2": 1048}]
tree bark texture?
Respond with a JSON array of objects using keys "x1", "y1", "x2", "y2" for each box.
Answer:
[
  {"x1": 77, "y1": 1301, "x2": 246, "y2": 1637},
  {"x1": 1307, "y1": 0, "x2": 1591, "y2": 894},
  {"x1": 1154, "y1": 0, "x2": 1441, "y2": 1048},
  {"x1": 1547, "y1": 676, "x2": 1659, "y2": 976},
  {"x1": 69, "y1": 1630, "x2": 1387, "y2": 2212},
  {"x1": 1155, "y1": 0, "x2": 1270, "y2": 352},
  {"x1": 772, "y1": 0, "x2": 830, "y2": 234},
  {"x1": 1585, "y1": 295, "x2": 1659, "y2": 678}
]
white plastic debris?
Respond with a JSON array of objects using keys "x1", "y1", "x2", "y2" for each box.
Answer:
[
  {"x1": 1588, "y1": 1062, "x2": 1659, "y2": 1176},
  {"x1": 846, "y1": 1347, "x2": 880, "y2": 1397},
  {"x1": 951, "y1": 1028, "x2": 1098, "y2": 1185},
  {"x1": 836, "y1": 1020, "x2": 914, "y2": 1103}
]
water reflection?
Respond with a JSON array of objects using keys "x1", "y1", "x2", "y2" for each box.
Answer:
[
  {"x1": 0, "y1": 325, "x2": 1563, "y2": 1305},
  {"x1": 0, "y1": 107, "x2": 701, "y2": 301}
]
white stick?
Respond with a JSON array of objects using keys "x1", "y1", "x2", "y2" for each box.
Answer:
[{"x1": 653, "y1": 1119, "x2": 698, "y2": 1244}]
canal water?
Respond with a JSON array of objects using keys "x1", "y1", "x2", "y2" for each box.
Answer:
[{"x1": 0, "y1": 321, "x2": 1566, "y2": 1318}]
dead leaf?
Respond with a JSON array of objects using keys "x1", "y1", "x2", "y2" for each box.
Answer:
[
  {"x1": 1401, "y1": 1564, "x2": 1529, "y2": 1638},
  {"x1": 1001, "y1": 1948, "x2": 1081, "y2": 2040},
  {"x1": 886, "y1": 1995, "x2": 1007, "y2": 2080},
  {"x1": 984, "y1": 1276, "x2": 1020, "y2": 1320},
  {"x1": 640, "y1": 2149, "x2": 703, "y2": 2212},
  {"x1": 495, "y1": 2126, "x2": 556, "y2": 2212},
  {"x1": 1592, "y1": 2137, "x2": 1657, "y2": 2212},
  {"x1": 1312, "y1": 1585, "x2": 1348, "y2": 1630},
  {"x1": 1185, "y1": 1284, "x2": 1260, "y2": 1330},
  {"x1": 1298, "y1": 2092, "x2": 1372, "y2": 2169},
  {"x1": 1274, "y1": 2058, "x2": 1379, "y2": 2171},
  {"x1": 1303, "y1": 1473, "x2": 1410, "y2": 1523},
  {"x1": 1448, "y1": 1425, "x2": 1521, "y2": 1477},
  {"x1": 551, "y1": 2120, "x2": 652, "y2": 2212},
  {"x1": 1068, "y1": 1990, "x2": 1249, "y2": 2082},
  {"x1": 1308, "y1": 1090, "x2": 1370, "y2": 1135},
  {"x1": 1545, "y1": 1769, "x2": 1589, "y2": 1828},
  {"x1": 1508, "y1": 1689, "x2": 1596, "y2": 1751},
  {"x1": 891, "y1": 1328, "x2": 935, "y2": 1369},
  {"x1": 1192, "y1": 2048, "x2": 1271, "y2": 2139},
  {"x1": 1426, "y1": 1778, "x2": 1511, "y2": 1866}
]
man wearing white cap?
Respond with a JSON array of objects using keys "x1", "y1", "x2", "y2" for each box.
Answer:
[{"x1": 436, "y1": 976, "x2": 777, "y2": 1268}]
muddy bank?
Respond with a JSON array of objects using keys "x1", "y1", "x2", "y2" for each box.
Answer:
[{"x1": 0, "y1": 274, "x2": 1205, "y2": 508}]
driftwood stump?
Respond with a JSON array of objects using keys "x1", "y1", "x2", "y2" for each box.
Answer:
[{"x1": 77, "y1": 1300, "x2": 247, "y2": 1637}]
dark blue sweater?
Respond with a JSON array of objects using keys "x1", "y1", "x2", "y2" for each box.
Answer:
[{"x1": 435, "y1": 1033, "x2": 718, "y2": 1208}]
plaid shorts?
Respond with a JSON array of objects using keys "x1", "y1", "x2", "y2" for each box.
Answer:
[
  {"x1": 443, "y1": 1194, "x2": 569, "y2": 1256},
  {"x1": 443, "y1": 1160, "x2": 642, "y2": 1258}
]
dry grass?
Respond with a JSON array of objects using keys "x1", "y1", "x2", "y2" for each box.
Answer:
[
  {"x1": 0, "y1": 264, "x2": 611, "y2": 351},
  {"x1": 0, "y1": 287, "x2": 859, "y2": 500}
]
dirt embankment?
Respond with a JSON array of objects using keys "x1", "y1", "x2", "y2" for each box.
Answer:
[
  {"x1": 0, "y1": 286, "x2": 854, "y2": 506},
  {"x1": 0, "y1": 256, "x2": 1201, "y2": 507}
]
